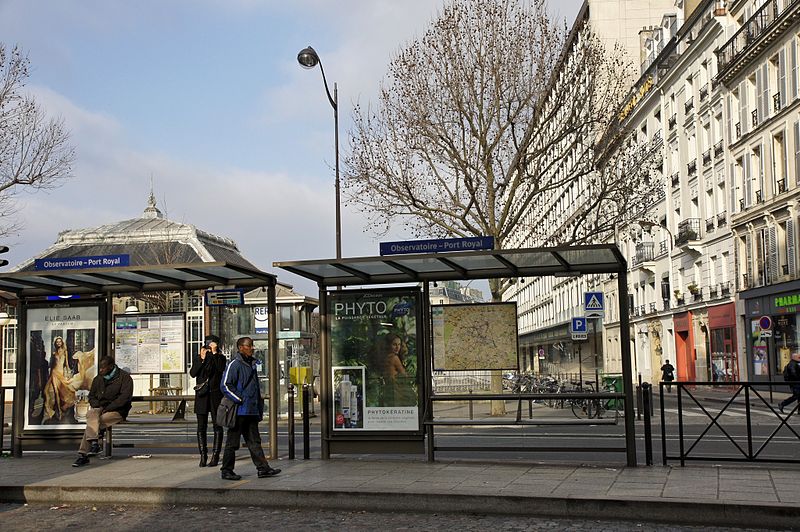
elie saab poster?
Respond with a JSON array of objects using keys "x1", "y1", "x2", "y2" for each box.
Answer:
[
  {"x1": 25, "y1": 306, "x2": 99, "y2": 430},
  {"x1": 329, "y1": 290, "x2": 420, "y2": 432}
]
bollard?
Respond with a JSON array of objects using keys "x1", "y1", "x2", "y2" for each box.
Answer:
[
  {"x1": 636, "y1": 385, "x2": 643, "y2": 421},
  {"x1": 302, "y1": 383, "x2": 310, "y2": 460},
  {"x1": 288, "y1": 384, "x2": 295, "y2": 460},
  {"x1": 469, "y1": 389, "x2": 474, "y2": 420},
  {"x1": 642, "y1": 382, "x2": 653, "y2": 466}
]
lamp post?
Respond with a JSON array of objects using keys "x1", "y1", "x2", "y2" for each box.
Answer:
[{"x1": 297, "y1": 46, "x2": 341, "y2": 260}]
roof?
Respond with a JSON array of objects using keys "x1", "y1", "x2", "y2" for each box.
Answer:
[
  {"x1": 13, "y1": 193, "x2": 259, "y2": 272},
  {"x1": 0, "y1": 261, "x2": 276, "y2": 297},
  {"x1": 273, "y1": 244, "x2": 627, "y2": 287}
]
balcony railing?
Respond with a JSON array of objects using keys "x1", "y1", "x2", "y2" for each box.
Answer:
[
  {"x1": 714, "y1": 140, "x2": 724, "y2": 157},
  {"x1": 676, "y1": 218, "x2": 701, "y2": 246},
  {"x1": 655, "y1": 185, "x2": 666, "y2": 203},
  {"x1": 702, "y1": 150, "x2": 712, "y2": 165},
  {"x1": 774, "y1": 92, "x2": 782, "y2": 112},
  {"x1": 735, "y1": 122, "x2": 742, "y2": 138},
  {"x1": 742, "y1": 273, "x2": 752, "y2": 290},
  {"x1": 706, "y1": 216, "x2": 715, "y2": 232},
  {"x1": 687, "y1": 160, "x2": 697, "y2": 176},
  {"x1": 671, "y1": 172, "x2": 680, "y2": 187},
  {"x1": 721, "y1": 281, "x2": 731, "y2": 295},
  {"x1": 649, "y1": 302, "x2": 657, "y2": 314},
  {"x1": 658, "y1": 240, "x2": 669, "y2": 256},
  {"x1": 685, "y1": 97, "x2": 694, "y2": 114},
  {"x1": 634, "y1": 241, "x2": 655, "y2": 265},
  {"x1": 700, "y1": 84, "x2": 709, "y2": 101},
  {"x1": 669, "y1": 114, "x2": 677, "y2": 129},
  {"x1": 653, "y1": 129, "x2": 663, "y2": 143},
  {"x1": 716, "y1": 0, "x2": 793, "y2": 74},
  {"x1": 756, "y1": 190, "x2": 763, "y2": 203},
  {"x1": 778, "y1": 179, "x2": 786, "y2": 194},
  {"x1": 739, "y1": 198, "x2": 745, "y2": 211},
  {"x1": 717, "y1": 211, "x2": 727, "y2": 226},
  {"x1": 752, "y1": 109, "x2": 758, "y2": 128}
]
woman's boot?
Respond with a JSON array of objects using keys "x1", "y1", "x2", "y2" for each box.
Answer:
[
  {"x1": 197, "y1": 431, "x2": 208, "y2": 467},
  {"x1": 207, "y1": 426, "x2": 223, "y2": 467}
]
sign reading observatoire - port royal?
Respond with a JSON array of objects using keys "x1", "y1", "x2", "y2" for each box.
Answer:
[{"x1": 379, "y1": 236, "x2": 494, "y2": 256}]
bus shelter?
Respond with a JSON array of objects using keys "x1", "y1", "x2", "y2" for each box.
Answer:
[
  {"x1": 0, "y1": 261, "x2": 279, "y2": 457},
  {"x1": 275, "y1": 243, "x2": 637, "y2": 466}
]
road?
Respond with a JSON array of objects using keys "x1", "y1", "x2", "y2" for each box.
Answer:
[{"x1": 0, "y1": 503, "x2": 773, "y2": 531}]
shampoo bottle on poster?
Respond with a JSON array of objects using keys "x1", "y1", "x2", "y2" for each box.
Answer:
[
  {"x1": 340, "y1": 375, "x2": 352, "y2": 426},
  {"x1": 349, "y1": 387, "x2": 359, "y2": 426}
]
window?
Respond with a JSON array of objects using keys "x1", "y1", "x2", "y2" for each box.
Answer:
[
  {"x1": 2, "y1": 322, "x2": 16, "y2": 374},
  {"x1": 772, "y1": 131, "x2": 787, "y2": 194},
  {"x1": 280, "y1": 306, "x2": 293, "y2": 331}
]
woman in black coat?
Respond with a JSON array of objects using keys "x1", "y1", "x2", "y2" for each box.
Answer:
[{"x1": 190, "y1": 334, "x2": 227, "y2": 467}]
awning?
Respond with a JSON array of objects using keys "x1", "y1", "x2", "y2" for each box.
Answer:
[
  {"x1": 0, "y1": 261, "x2": 276, "y2": 297},
  {"x1": 274, "y1": 244, "x2": 626, "y2": 287}
]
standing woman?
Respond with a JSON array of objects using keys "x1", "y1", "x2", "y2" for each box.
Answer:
[{"x1": 190, "y1": 334, "x2": 227, "y2": 467}]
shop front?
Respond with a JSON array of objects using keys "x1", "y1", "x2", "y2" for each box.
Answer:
[
  {"x1": 673, "y1": 312, "x2": 695, "y2": 381},
  {"x1": 741, "y1": 281, "x2": 800, "y2": 383},
  {"x1": 708, "y1": 302, "x2": 738, "y2": 382}
]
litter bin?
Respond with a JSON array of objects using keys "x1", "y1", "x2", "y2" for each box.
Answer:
[{"x1": 602, "y1": 374, "x2": 623, "y2": 409}]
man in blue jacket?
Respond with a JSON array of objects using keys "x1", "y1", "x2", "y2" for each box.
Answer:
[{"x1": 219, "y1": 336, "x2": 280, "y2": 480}]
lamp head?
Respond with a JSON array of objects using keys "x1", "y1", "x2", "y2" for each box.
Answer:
[{"x1": 297, "y1": 46, "x2": 320, "y2": 69}]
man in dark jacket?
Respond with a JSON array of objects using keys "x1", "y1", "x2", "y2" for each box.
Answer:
[
  {"x1": 73, "y1": 356, "x2": 133, "y2": 467},
  {"x1": 219, "y1": 336, "x2": 280, "y2": 480},
  {"x1": 779, "y1": 352, "x2": 800, "y2": 414}
]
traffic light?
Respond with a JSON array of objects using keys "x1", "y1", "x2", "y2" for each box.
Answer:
[{"x1": 0, "y1": 246, "x2": 8, "y2": 267}]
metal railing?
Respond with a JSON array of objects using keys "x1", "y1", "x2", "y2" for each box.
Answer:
[
  {"x1": 752, "y1": 108, "x2": 759, "y2": 128},
  {"x1": 676, "y1": 218, "x2": 700, "y2": 246},
  {"x1": 635, "y1": 241, "x2": 655, "y2": 264},
  {"x1": 669, "y1": 114, "x2": 677, "y2": 129},
  {"x1": 687, "y1": 160, "x2": 697, "y2": 176},
  {"x1": 661, "y1": 381, "x2": 800, "y2": 466},
  {"x1": 717, "y1": 211, "x2": 727, "y2": 226},
  {"x1": 735, "y1": 122, "x2": 742, "y2": 138},
  {"x1": 671, "y1": 172, "x2": 680, "y2": 186},
  {"x1": 700, "y1": 84, "x2": 709, "y2": 101},
  {"x1": 774, "y1": 92, "x2": 782, "y2": 112},
  {"x1": 684, "y1": 97, "x2": 694, "y2": 114},
  {"x1": 777, "y1": 179, "x2": 786, "y2": 193},
  {"x1": 714, "y1": 140, "x2": 724, "y2": 157},
  {"x1": 716, "y1": 0, "x2": 794, "y2": 73},
  {"x1": 702, "y1": 150, "x2": 711, "y2": 165}
]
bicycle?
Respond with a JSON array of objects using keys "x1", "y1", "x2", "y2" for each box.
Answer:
[{"x1": 570, "y1": 380, "x2": 622, "y2": 419}]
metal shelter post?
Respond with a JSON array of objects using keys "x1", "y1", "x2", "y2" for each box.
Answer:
[
  {"x1": 267, "y1": 283, "x2": 278, "y2": 459},
  {"x1": 422, "y1": 281, "x2": 434, "y2": 461},
  {"x1": 318, "y1": 285, "x2": 330, "y2": 459},
  {"x1": 618, "y1": 269, "x2": 637, "y2": 466}
]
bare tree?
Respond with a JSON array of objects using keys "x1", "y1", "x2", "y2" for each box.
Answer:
[
  {"x1": 0, "y1": 44, "x2": 76, "y2": 236},
  {"x1": 344, "y1": 0, "x2": 659, "y2": 300}
]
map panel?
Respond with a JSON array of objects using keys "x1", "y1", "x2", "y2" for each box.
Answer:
[{"x1": 432, "y1": 303, "x2": 518, "y2": 370}]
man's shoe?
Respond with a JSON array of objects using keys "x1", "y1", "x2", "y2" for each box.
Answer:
[
  {"x1": 86, "y1": 441, "x2": 101, "y2": 456},
  {"x1": 780, "y1": 404, "x2": 786, "y2": 414},
  {"x1": 257, "y1": 467, "x2": 281, "y2": 478},
  {"x1": 72, "y1": 455, "x2": 90, "y2": 467},
  {"x1": 220, "y1": 470, "x2": 241, "y2": 481}
]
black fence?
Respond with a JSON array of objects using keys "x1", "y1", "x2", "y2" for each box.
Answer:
[{"x1": 660, "y1": 381, "x2": 800, "y2": 466}]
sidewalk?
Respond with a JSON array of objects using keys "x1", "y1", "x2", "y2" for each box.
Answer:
[{"x1": 1, "y1": 452, "x2": 799, "y2": 529}]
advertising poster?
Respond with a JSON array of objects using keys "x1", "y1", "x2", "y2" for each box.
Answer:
[
  {"x1": 432, "y1": 303, "x2": 518, "y2": 370},
  {"x1": 113, "y1": 313, "x2": 185, "y2": 374},
  {"x1": 329, "y1": 290, "x2": 420, "y2": 432},
  {"x1": 25, "y1": 306, "x2": 99, "y2": 430}
]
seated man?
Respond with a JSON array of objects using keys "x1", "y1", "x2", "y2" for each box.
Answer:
[{"x1": 72, "y1": 356, "x2": 133, "y2": 467}]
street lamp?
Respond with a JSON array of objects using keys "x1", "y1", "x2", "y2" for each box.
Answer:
[
  {"x1": 637, "y1": 219, "x2": 674, "y2": 250},
  {"x1": 297, "y1": 46, "x2": 341, "y2": 260}
]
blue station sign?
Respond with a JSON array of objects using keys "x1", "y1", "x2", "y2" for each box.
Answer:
[
  {"x1": 35, "y1": 254, "x2": 130, "y2": 271},
  {"x1": 379, "y1": 236, "x2": 494, "y2": 256}
]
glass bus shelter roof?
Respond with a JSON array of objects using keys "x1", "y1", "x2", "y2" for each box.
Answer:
[
  {"x1": 274, "y1": 244, "x2": 626, "y2": 287},
  {"x1": 0, "y1": 261, "x2": 276, "y2": 297}
]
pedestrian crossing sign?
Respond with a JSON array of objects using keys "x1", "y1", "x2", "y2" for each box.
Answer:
[{"x1": 584, "y1": 291, "x2": 604, "y2": 317}]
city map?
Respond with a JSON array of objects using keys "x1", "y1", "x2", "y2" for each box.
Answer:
[{"x1": 432, "y1": 303, "x2": 518, "y2": 370}]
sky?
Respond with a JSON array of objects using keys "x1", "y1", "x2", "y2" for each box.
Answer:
[{"x1": 0, "y1": 0, "x2": 583, "y2": 296}]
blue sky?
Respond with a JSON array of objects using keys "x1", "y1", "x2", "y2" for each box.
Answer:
[{"x1": 0, "y1": 0, "x2": 582, "y2": 296}]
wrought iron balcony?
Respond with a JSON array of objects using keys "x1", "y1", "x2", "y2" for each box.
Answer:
[
  {"x1": 714, "y1": 140, "x2": 724, "y2": 157},
  {"x1": 702, "y1": 150, "x2": 712, "y2": 165},
  {"x1": 671, "y1": 172, "x2": 680, "y2": 187},
  {"x1": 685, "y1": 97, "x2": 694, "y2": 114},
  {"x1": 735, "y1": 122, "x2": 741, "y2": 138},
  {"x1": 739, "y1": 198, "x2": 745, "y2": 211},
  {"x1": 717, "y1": 211, "x2": 727, "y2": 226},
  {"x1": 669, "y1": 114, "x2": 677, "y2": 129},
  {"x1": 705, "y1": 216, "x2": 715, "y2": 232},
  {"x1": 675, "y1": 218, "x2": 701, "y2": 246},
  {"x1": 687, "y1": 160, "x2": 697, "y2": 176},
  {"x1": 658, "y1": 240, "x2": 669, "y2": 256},
  {"x1": 721, "y1": 281, "x2": 731, "y2": 295},
  {"x1": 653, "y1": 129, "x2": 663, "y2": 143},
  {"x1": 756, "y1": 190, "x2": 763, "y2": 203},
  {"x1": 709, "y1": 285, "x2": 719, "y2": 298},
  {"x1": 700, "y1": 84, "x2": 709, "y2": 101},
  {"x1": 649, "y1": 302, "x2": 657, "y2": 314},
  {"x1": 742, "y1": 273, "x2": 752, "y2": 290},
  {"x1": 716, "y1": 0, "x2": 795, "y2": 75},
  {"x1": 774, "y1": 92, "x2": 782, "y2": 112},
  {"x1": 778, "y1": 179, "x2": 786, "y2": 194},
  {"x1": 752, "y1": 109, "x2": 758, "y2": 128},
  {"x1": 634, "y1": 241, "x2": 655, "y2": 265}
]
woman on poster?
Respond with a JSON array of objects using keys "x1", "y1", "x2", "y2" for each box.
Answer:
[
  {"x1": 378, "y1": 333, "x2": 415, "y2": 407},
  {"x1": 190, "y1": 334, "x2": 227, "y2": 467},
  {"x1": 43, "y1": 336, "x2": 76, "y2": 423}
]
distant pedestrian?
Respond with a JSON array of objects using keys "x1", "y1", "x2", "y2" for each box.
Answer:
[
  {"x1": 219, "y1": 336, "x2": 280, "y2": 480},
  {"x1": 72, "y1": 357, "x2": 133, "y2": 467},
  {"x1": 661, "y1": 360, "x2": 675, "y2": 392},
  {"x1": 779, "y1": 352, "x2": 800, "y2": 414},
  {"x1": 190, "y1": 334, "x2": 227, "y2": 467}
]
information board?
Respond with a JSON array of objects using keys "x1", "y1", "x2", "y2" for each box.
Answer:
[
  {"x1": 114, "y1": 313, "x2": 185, "y2": 374},
  {"x1": 432, "y1": 302, "x2": 518, "y2": 371}
]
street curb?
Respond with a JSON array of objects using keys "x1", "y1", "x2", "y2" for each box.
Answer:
[{"x1": 1, "y1": 484, "x2": 798, "y2": 529}]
